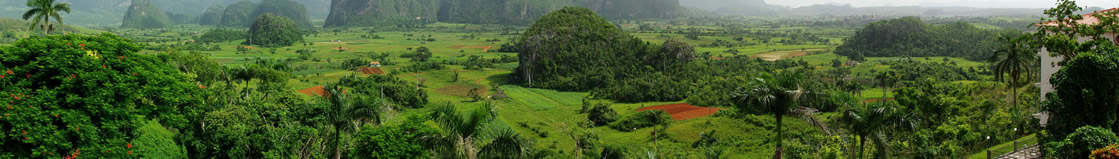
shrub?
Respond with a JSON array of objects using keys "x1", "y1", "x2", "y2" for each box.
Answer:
[
  {"x1": 610, "y1": 110, "x2": 672, "y2": 132},
  {"x1": 1091, "y1": 144, "x2": 1119, "y2": 159},
  {"x1": 587, "y1": 103, "x2": 618, "y2": 126},
  {"x1": 351, "y1": 116, "x2": 437, "y2": 159},
  {"x1": 1050, "y1": 126, "x2": 1119, "y2": 158}
]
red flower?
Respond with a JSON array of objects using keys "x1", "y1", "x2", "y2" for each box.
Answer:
[
  {"x1": 23, "y1": 137, "x2": 27, "y2": 140},
  {"x1": 14, "y1": 96, "x2": 19, "y2": 100},
  {"x1": 132, "y1": 73, "x2": 137, "y2": 76},
  {"x1": 66, "y1": 43, "x2": 71, "y2": 46},
  {"x1": 21, "y1": 131, "x2": 25, "y2": 135},
  {"x1": 102, "y1": 64, "x2": 106, "y2": 68},
  {"x1": 79, "y1": 44, "x2": 85, "y2": 47},
  {"x1": 128, "y1": 143, "x2": 132, "y2": 148},
  {"x1": 5, "y1": 70, "x2": 11, "y2": 74},
  {"x1": 74, "y1": 127, "x2": 78, "y2": 131},
  {"x1": 200, "y1": 85, "x2": 206, "y2": 89},
  {"x1": 26, "y1": 74, "x2": 30, "y2": 78},
  {"x1": 1, "y1": 75, "x2": 4, "y2": 79},
  {"x1": 128, "y1": 150, "x2": 132, "y2": 155},
  {"x1": 71, "y1": 74, "x2": 76, "y2": 79}
]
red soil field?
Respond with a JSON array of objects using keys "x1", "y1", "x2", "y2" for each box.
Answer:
[
  {"x1": 297, "y1": 86, "x2": 326, "y2": 96},
  {"x1": 636, "y1": 103, "x2": 720, "y2": 120},
  {"x1": 297, "y1": 86, "x2": 346, "y2": 96},
  {"x1": 358, "y1": 67, "x2": 385, "y2": 75}
]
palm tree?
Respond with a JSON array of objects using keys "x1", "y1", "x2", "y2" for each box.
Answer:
[
  {"x1": 733, "y1": 70, "x2": 811, "y2": 158},
  {"x1": 423, "y1": 102, "x2": 529, "y2": 159},
  {"x1": 841, "y1": 102, "x2": 915, "y2": 159},
  {"x1": 22, "y1": 0, "x2": 71, "y2": 34},
  {"x1": 323, "y1": 84, "x2": 382, "y2": 159},
  {"x1": 874, "y1": 71, "x2": 897, "y2": 102},
  {"x1": 989, "y1": 34, "x2": 1038, "y2": 119}
]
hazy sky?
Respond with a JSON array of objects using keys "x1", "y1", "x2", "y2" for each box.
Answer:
[{"x1": 766, "y1": 0, "x2": 1119, "y2": 8}]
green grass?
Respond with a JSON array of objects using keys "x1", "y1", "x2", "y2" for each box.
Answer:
[{"x1": 968, "y1": 134, "x2": 1038, "y2": 159}]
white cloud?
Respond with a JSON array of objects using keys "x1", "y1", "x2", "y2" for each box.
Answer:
[{"x1": 766, "y1": 0, "x2": 1119, "y2": 8}]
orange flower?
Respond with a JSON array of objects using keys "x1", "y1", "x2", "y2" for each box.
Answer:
[
  {"x1": 128, "y1": 150, "x2": 132, "y2": 155},
  {"x1": 74, "y1": 127, "x2": 78, "y2": 131},
  {"x1": 66, "y1": 43, "x2": 70, "y2": 46},
  {"x1": 5, "y1": 70, "x2": 11, "y2": 74}
]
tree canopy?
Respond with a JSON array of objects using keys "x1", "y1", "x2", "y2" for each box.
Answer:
[
  {"x1": 515, "y1": 7, "x2": 656, "y2": 91},
  {"x1": 835, "y1": 17, "x2": 1004, "y2": 61},
  {"x1": 0, "y1": 33, "x2": 200, "y2": 158}
]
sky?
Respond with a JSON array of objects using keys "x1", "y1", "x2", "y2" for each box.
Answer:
[{"x1": 766, "y1": 0, "x2": 1119, "y2": 8}]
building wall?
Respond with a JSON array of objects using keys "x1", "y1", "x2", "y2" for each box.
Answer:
[{"x1": 1039, "y1": 32, "x2": 1118, "y2": 101}]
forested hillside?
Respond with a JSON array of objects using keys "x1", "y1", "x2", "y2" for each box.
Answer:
[
  {"x1": 325, "y1": 0, "x2": 679, "y2": 27},
  {"x1": 835, "y1": 17, "x2": 1006, "y2": 61},
  {"x1": 121, "y1": 0, "x2": 172, "y2": 29},
  {"x1": 322, "y1": 0, "x2": 440, "y2": 28}
]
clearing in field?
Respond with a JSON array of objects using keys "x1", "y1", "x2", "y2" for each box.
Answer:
[
  {"x1": 636, "y1": 103, "x2": 719, "y2": 120},
  {"x1": 357, "y1": 67, "x2": 385, "y2": 75},
  {"x1": 435, "y1": 84, "x2": 487, "y2": 97},
  {"x1": 751, "y1": 49, "x2": 825, "y2": 61}
]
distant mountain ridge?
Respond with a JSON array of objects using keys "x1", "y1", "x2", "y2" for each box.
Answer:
[{"x1": 324, "y1": 0, "x2": 680, "y2": 27}]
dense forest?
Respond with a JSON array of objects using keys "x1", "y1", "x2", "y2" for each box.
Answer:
[{"x1": 835, "y1": 17, "x2": 1007, "y2": 61}]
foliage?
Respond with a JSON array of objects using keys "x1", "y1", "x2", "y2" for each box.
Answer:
[
  {"x1": 0, "y1": 33, "x2": 199, "y2": 158},
  {"x1": 1092, "y1": 144, "x2": 1119, "y2": 159},
  {"x1": 337, "y1": 75, "x2": 428, "y2": 108},
  {"x1": 245, "y1": 13, "x2": 303, "y2": 47},
  {"x1": 586, "y1": 102, "x2": 618, "y2": 126},
  {"x1": 351, "y1": 116, "x2": 437, "y2": 159},
  {"x1": 121, "y1": 0, "x2": 171, "y2": 29},
  {"x1": 1051, "y1": 126, "x2": 1119, "y2": 158},
  {"x1": 132, "y1": 119, "x2": 187, "y2": 158},
  {"x1": 401, "y1": 62, "x2": 443, "y2": 73},
  {"x1": 515, "y1": 7, "x2": 657, "y2": 91},
  {"x1": 196, "y1": 28, "x2": 246, "y2": 44},
  {"x1": 411, "y1": 46, "x2": 433, "y2": 62},
  {"x1": 1044, "y1": 52, "x2": 1119, "y2": 143},
  {"x1": 835, "y1": 17, "x2": 1003, "y2": 61},
  {"x1": 423, "y1": 102, "x2": 531, "y2": 159},
  {"x1": 609, "y1": 110, "x2": 673, "y2": 132}
]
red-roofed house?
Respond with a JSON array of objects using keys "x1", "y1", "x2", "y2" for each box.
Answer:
[{"x1": 1036, "y1": 8, "x2": 1119, "y2": 101}]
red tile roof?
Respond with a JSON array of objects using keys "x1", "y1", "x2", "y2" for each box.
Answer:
[{"x1": 1037, "y1": 8, "x2": 1119, "y2": 26}]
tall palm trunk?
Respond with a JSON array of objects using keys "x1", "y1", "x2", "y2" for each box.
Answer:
[
  {"x1": 858, "y1": 135, "x2": 866, "y2": 159},
  {"x1": 775, "y1": 113, "x2": 783, "y2": 158}
]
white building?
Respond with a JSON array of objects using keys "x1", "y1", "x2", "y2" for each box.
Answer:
[{"x1": 1037, "y1": 8, "x2": 1119, "y2": 101}]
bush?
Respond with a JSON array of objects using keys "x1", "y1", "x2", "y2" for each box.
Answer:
[
  {"x1": 1050, "y1": 126, "x2": 1119, "y2": 158},
  {"x1": 586, "y1": 103, "x2": 618, "y2": 126},
  {"x1": 610, "y1": 110, "x2": 672, "y2": 132},
  {"x1": 0, "y1": 33, "x2": 199, "y2": 158},
  {"x1": 1091, "y1": 144, "x2": 1119, "y2": 159},
  {"x1": 132, "y1": 119, "x2": 187, "y2": 158}
]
